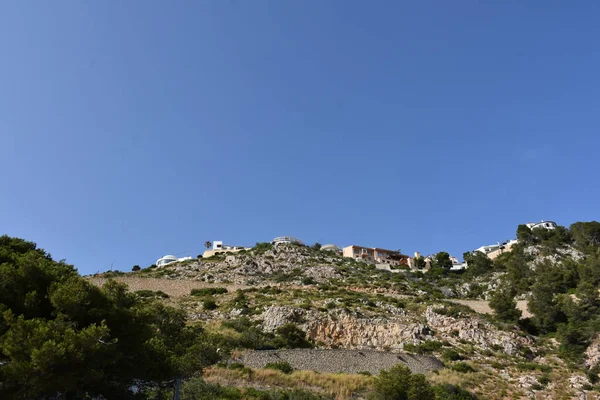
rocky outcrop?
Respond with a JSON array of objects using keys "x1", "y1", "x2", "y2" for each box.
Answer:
[
  {"x1": 165, "y1": 244, "x2": 343, "y2": 285},
  {"x1": 257, "y1": 304, "x2": 529, "y2": 355},
  {"x1": 425, "y1": 306, "x2": 531, "y2": 355},
  {"x1": 584, "y1": 335, "x2": 600, "y2": 368},
  {"x1": 239, "y1": 349, "x2": 443, "y2": 375}
]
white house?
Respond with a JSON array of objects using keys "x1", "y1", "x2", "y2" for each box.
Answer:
[
  {"x1": 203, "y1": 241, "x2": 250, "y2": 257},
  {"x1": 273, "y1": 236, "x2": 303, "y2": 245},
  {"x1": 156, "y1": 255, "x2": 192, "y2": 267},
  {"x1": 526, "y1": 220, "x2": 557, "y2": 230},
  {"x1": 321, "y1": 244, "x2": 341, "y2": 253}
]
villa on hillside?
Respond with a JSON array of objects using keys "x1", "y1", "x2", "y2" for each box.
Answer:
[
  {"x1": 321, "y1": 244, "x2": 341, "y2": 253},
  {"x1": 203, "y1": 241, "x2": 250, "y2": 258},
  {"x1": 473, "y1": 239, "x2": 518, "y2": 260},
  {"x1": 273, "y1": 236, "x2": 303, "y2": 245},
  {"x1": 156, "y1": 254, "x2": 193, "y2": 267},
  {"x1": 526, "y1": 220, "x2": 557, "y2": 230},
  {"x1": 342, "y1": 245, "x2": 409, "y2": 267}
]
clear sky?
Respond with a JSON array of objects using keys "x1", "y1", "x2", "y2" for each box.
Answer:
[{"x1": 1, "y1": 1, "x2": 599, "y2": 274}]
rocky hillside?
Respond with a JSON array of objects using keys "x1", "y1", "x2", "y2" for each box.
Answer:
[{"x1": 89, "y1": 222, "x2": 600, "y2": 399}]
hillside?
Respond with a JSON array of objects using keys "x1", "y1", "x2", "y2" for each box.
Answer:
[
  {"x1": 3, "y1": 221, "x2": 600, "y2": 399},
  {"x1": 83, "y1": 221, "x2": 600, "y2": 399}
]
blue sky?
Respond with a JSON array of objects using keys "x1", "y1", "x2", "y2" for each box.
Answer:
[{"x1": 1, "y1": 1, "x2": 599, "y2": 274}]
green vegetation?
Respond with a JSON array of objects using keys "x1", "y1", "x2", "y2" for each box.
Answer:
[
  {"x1": 191, "y1": 287, "x2": 228, "y2": 296},
  {"x1": 202, "y1": 298, "x2": 218, "y2": 310},
  {"x1": 489, "y1": 286, "x2": 521, "y2": 323},
  {"x1": 0, "y1": 235, "x2": 220, "y2": 399},
  {"x1": 135, "y1": 289, "x2": 170, "y2": 299},
  {"x1": 370, "y1": 364, "x2": 477, "y2": 400},
  {"x1": 265, "y1": 361, "x2": 294, "y2": 374}
]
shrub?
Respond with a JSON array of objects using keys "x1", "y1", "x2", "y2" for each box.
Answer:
[
  {"x1": 515, "y1": 362, "x2": 552, "y2": 373},
  {"x1": 135, "y1": 289, "x2": 169, "y2": 299},
  {"x1": 264, "y1": 361, "x2": 294, "y2": 374},
  {"x1": 370, "y1": 364, "x2": 435, "y2": 400},
  {"x1": 404, "y1": 340, "x2": 444, "y2": 354},
  {"x1": 538, "y1": 373, "x2": 551, "y2": 386},
  {"x1": 131, "y1": 265, "x2": 141, "y2": 271},
  {"x1": 202, "y1": 298, "x2": 218, "y2": 310},
  {"x1": 442, "y1": 349, "x2": 463, "y2": 361},
  {"x1": 434, "y1": 384, "x2": 478, "y2": 399},
  {"x1": 302, "y1": 276, "x2": 316, "y2": 285},
  {"x1": 273, "y1": 324, "x2": 313, "y2": 349},
  {"x1": 450, "y1": 362, "x2": 476, "y2": 373},
  {"x1": 191, "y1": 287, "x2": 228, "y2": 296}
]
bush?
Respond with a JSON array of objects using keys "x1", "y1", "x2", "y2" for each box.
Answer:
[
  {"x1": 450, "y1": 362, "x2": 476, "y2": 373},
  {"x1": 434, "y1": 384, "x2": 478, "y2": 399},
  {"x1": 132, "y1": 265, "x2": 141, "y2": 271},
  {"x1": 404, "y1": 340, "x2": 444, "y2": 354},
  {"x1": 191, "y1": 287, "x2": 228, "y2": 296},
  {"x1": 273, "y1": 324, "x2": 313, "y2": 349},
  {"x1": 302, "y1": 276, "x2": 316, "y2": 285},
  {"x1": 515, "y1": 362, "x2": 552, "y2": 373},
  {"x1": 264, "y1": 361, "x2": 294, "y2": 374},
  {"x1": 202, "y1": 298, "x2": 218, "y2": 310},
  {"x1": 370, "y1": 364, "x2": 435, "y2": 400},
  {"x1": 442, "y1": 349, "x2": 463, "y2": 361},
  {"x1": 135, "y1": 289, "x2": 169, "y2": 299}
]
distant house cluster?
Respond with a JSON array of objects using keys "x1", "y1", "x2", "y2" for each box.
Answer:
[
  {"x1": 470, "y1": 220, "x2": 557, "y2": 260},
  {"x1": 150, "y1": 220, "x2": 557, "y2": 271}
]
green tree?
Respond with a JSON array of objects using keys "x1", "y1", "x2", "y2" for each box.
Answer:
[
  {"x1": 132, "y1": 265, "x2": 141, "y2": 271},
  {"x1": 432, "y1": 252, "x2": 452, "y2": 271},
  {"x1": 412, "y1": 256, "x2": 426, "y2": 270},
  {"x1": 312, "y1": 242, "x2": 322, "y2": 250},
  {"x1": 0, "y1": 235, "x2": 220, "y2": 399},
  {"x1": 528, "y1": 259, "x2": 575, "y2": 332},
  {"x1": 204, "y1": 241, "x2": 212, "y2": 250},
  {"x1": 570, "y1": 221, "x2": 600, "y2": 252},
  {"x1": 370, "y1": 364, "x2": 435, "y2": 400},
  {"x1": 489, "y1": 286, "x2": 521, "y2": 323},
  {"x1": 516, "y1": 224, "x2": 535, "y2": 246},
  {"x1": 465, "y1": 251, "x2": 493, "y2": 277},
  {"x1": 273, "y1": 324, "x2": 313, "y2": 349}
]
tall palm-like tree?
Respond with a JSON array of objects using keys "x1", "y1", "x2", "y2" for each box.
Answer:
[{"x1": 204, "y1": 241, "x2": 212, "y2": 250}]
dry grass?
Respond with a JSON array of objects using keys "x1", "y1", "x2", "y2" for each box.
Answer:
[
  {"x1": 449, "y1": 299, "x2": 532, "y2": 318},
  {"x1": 85, "y1": 276, "x2": 252, "y2": 298},
  {"x1": 204, "y1": 366, "x2": 374, "y2": 399}
]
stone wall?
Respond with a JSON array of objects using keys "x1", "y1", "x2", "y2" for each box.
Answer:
[{"x1": 239, "y1": 349, "x2": 443, "y2": 375}]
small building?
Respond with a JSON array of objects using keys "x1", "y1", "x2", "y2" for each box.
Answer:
[
  {"x1": 321, "y1": 244, "x2": 341, "y2": 253},
  {"x1": 203, "y1": 240, "x2": 250, "y2": 258},
  {"x1": 342, "y1": 245, "x2": 409, "y2": 267},
  {"x1": 156, "y1": 255, "x2": 192, "y2": 267},
  {"x1": 473, "y1": 239, "x2": 518, "y2": 260},
  {"x1": 526, "y1": 220, "x2": 557, "y2": 230},
  {"x1": 273, "y1": 236, "x2": 303, "y2": 245}
]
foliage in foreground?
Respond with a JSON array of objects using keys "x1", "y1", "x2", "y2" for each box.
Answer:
[
  {"x1": 370, "y1": 364, "x2": 477, "y2": 400},
  {"x1": 0, "y1": 235, "x2": 220, "y2": 399}
]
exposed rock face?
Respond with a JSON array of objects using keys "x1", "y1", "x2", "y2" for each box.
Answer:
[
  {"x1": 257, "y1": 304, "x2": 529, "y2": 355},
  {"x1": 425, "y1": 306, "x2": 531, "y2": 355},
  {"x1": 584, "y1": 335, "x2": 600, "y2": 367},
  {"x1": 167, "y1": 244, "x2": 343, "y2": 285},
  {"x1": 239, "y1": 349, "x2": 443, "y2": 375}
]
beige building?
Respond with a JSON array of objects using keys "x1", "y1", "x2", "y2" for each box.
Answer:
[
  {"x1": 343, "y1": 245, "x2": 409, "y2": 267},
  {"x1": 203, "y1": 241, "x2": 250, "y2": 258}
]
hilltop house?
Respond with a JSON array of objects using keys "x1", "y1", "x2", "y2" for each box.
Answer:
[
  {"x1": 473, "y1": 239, "x2": 518, "y2": 260},
  {"x1": 203, "y1": 241, "x2": 250, "y2": 258},
  {"x1": 526, "y1": 220, "x2": 557, "y2": 230},
  {"x1": 273, "y1": 236, "x2": 303, "y2": 245},
  {"x1": 343, "y1": 245, "x2": 409, "y2": 267},
  {"x1": 156, "y1": 254, "x2": 193, "y2": 267}
]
